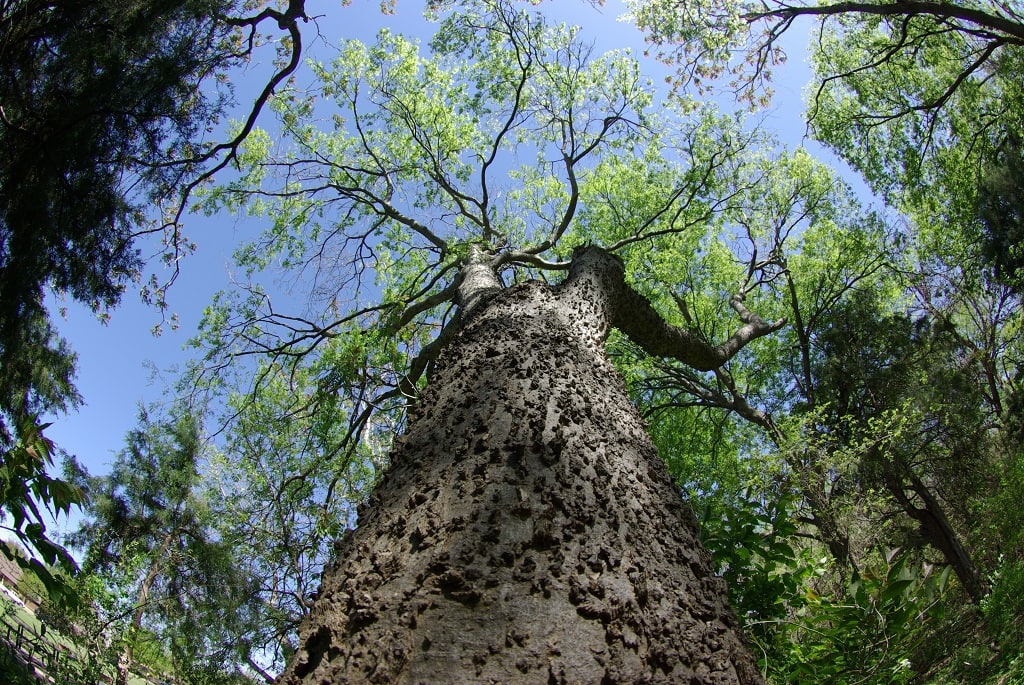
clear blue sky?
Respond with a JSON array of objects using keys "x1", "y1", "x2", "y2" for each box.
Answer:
[{"x1": 43, "y1": 0, "x2": 823, "y2": 537}]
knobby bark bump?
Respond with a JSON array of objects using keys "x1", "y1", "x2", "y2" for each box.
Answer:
[{"x1": 279, "y1": 247, "x2": 765, "y2": 684}]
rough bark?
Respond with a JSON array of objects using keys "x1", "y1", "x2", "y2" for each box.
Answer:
[{"x1": 278, "y1": 247, "x2": 764, "y2": 684}]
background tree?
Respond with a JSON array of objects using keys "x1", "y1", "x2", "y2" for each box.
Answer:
[
  {"x1": 67, "y1": 408, "x2": 255, "y2": 685},
  {"x1": 0, "y1": 325, "x2": 82, "y2": 602},
  {"x1": 809, "y1": 293, "x2": 990, "y2": 599},
  {"x1": 623, "y1": 0, "x2": 1024, "y2": 292},
  {"x1": 196, "y1": 363, "x2": 384, "y2": 677},
  {"x1": 623, "y1": 0, "x2": 1023, "y2": 119},
  {"x1": 978, "y1": 134, "x2": 1024, "y2": 290},
  {"x1": 0, "y1": 0, "x2": 316, "y2": 584}
]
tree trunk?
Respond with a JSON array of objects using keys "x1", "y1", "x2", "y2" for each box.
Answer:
[
  {"x1": 881, "y1": 462, "x2": 982, "y2": 601},
  {"x1": 117, "y1": 531, "x2": 174, "y2": 685},
  {"x1": 796, "y1": 465, "x2": 856, "y2": 575},
  {"x1": 278, "y1": 248, "x2": 763, "y2": 684}
]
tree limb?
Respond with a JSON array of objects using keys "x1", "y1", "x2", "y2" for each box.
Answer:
[
  {"x1": 748, "y1": 2, "x2": 1024, "y2": 45},
  {"x1": 620, "y1": 282, "x2": 785, "y2": 371},
  {"x1": 569, "y1": 246, "x2": 786, "y2": 371}
]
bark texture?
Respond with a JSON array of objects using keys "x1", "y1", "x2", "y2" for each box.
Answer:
[{"x1": 279, "y1": 248, "x2": 763, "y2": 684}]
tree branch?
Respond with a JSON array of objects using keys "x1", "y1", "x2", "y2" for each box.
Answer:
[
  {"x1": 748, "y1": 2, "x2": 1024, "y2": 45},
  {"x1": 569, "y1": 246, "x2": 786, "y2": 371}
]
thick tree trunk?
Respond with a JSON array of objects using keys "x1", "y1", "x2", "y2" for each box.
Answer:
[{"x1": 279, "y1": 248, "x2": 763, "y2": 684}]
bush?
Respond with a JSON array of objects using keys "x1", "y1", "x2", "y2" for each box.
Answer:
[
  {"x1": 981, "y1": 556, "x2": 1024, "y2": 655},
  {"x1": 699, "y1": 491, "x2": 955, "y2": 683}
]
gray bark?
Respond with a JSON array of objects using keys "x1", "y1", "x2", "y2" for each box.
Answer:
[{"x1": 278, "y1": 247, "x2": 764, "y2": 684}]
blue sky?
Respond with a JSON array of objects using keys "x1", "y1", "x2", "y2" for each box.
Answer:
[{"x1": 43, "y1": 0, "x2": 824, "y2": 537}]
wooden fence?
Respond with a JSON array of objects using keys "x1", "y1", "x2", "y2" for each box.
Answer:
[{"x1": 0, "y1": 613, "x2": 112, "y2": 684}]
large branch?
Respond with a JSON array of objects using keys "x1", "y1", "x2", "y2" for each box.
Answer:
[
  {"x1": 477, "y1": 10, "x2": 534, "y2": 244},
  {"x1": 210, "y1": 1, "x2": 310, "y2": 169},
  {"x1": 134, "y1": 1, "x2": 312, "y2": 307},
  {"x1": 569, "y1": 246, "x2": 785, "y2": 371},
  {"x1": 615, "y1": 285, "x2": 786, "y2": 370},
  {"x1": 639, "y1": 356, "x2": 783, "y2": 443},
  {"x1": 749, "y1": 2, "x2": 1024, "y2": 44}
]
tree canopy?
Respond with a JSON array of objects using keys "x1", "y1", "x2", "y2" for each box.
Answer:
[
  {"x1": 0, "y1": 0, "x2": 315, "y2": 594},
  {"x1": 67, "y1": 408, "x2": 255, "y2": 683},
  {"x1": 10, "y1": 0, "x2": 1024, "y2": 682}
]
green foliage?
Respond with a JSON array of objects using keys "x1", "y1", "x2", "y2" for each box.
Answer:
[
  {"x1": 0, "y1": 416, "x2": 83, "y2": 608},
  {"x1": 0, "y1": 0, "x2": 273, "y2": 333},
  {"x1": 773, "y1": 549, "x2": 952, "y2": 684},
  {"x1": 196, "y1": 0, "x2": 779, "y2": 540},
  {"x1": 976, "y1": 401, "x2": 1024, "y2": 560},
  {"x1": 696, "y1": 486, "x2": 954, "y2": 683},
  {"x1": 981, "y1": 556, "x2": 1024, "y2": 655},
  {"x1": 0, "y1": 0, "x2": 243, "y2": 383},
  {"x1": 808, "y1": 7, "x2": 1024, "y2": 210},
  {"x1": 195, "y1": 360, "x2": 383, "y2": 672},
  {"x1": 31, "y1": 567, "x2": 188, "y2": 683},
  {"x1": 978, "y1": 135, "x2": 1024, "y2": 290},
  {"x1": 0, "y1": 0, "x2": 272, "y2": 612},
  {"x1": 622, "y1": 0, "x2": 766, "y2": 104},
  {"x1": 698, "y1": 490, "x2": 806, "y2": 626},
  {"x1": 0, "y1": 312, "x2": 85, "y2": 603},
  {"x1": 67, "y1": 406, "x2": 255, "y2": 682},
  {"x1": 0, "y1": 648, "x2": 38, "y2": 685}
]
